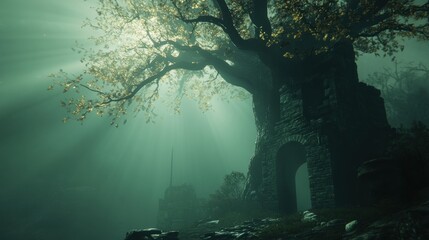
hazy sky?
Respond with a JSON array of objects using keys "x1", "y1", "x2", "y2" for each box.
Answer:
[
  {"x1": 0, "y1": 1, "x2": 256, "y2": 239},
  {"x1": 0, "y1": 1, "x2": 428, "y2": 240}
]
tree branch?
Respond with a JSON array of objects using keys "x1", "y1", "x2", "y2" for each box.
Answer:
[
  {"x1": 181, "y1": 15, "x2": 228, "y2": 31},
  {"x1": 153, "y1": 39, "x2": 256, "y2": 93},
  {"x1": 358, "y1": 22, "x2": 429, "y2": 39},
  {"x1": 214, "y1": 0, "x2": 253, "y2": 48},
  {"x1": 350, "y1": 1, "x2": 429, "y2": 39},
  {"x1": 100, "y1": 61, "x2": 207, "y2": 105},
  {"x1": 249, "y1": 0, "x2": 272, "y2": 38},
  {"x1": 173, "y1": 0, "x2": 261, "y2": 50}
]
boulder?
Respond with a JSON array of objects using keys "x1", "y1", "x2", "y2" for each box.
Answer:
[
  {"x1": 302, "y1": 211, "x2": 317, "y2": 222},
  {"x1": 357, "y1": 158, "x2": 404, "y2": 205},
  {"x1": 345, "y1": 220, "x2": 358, "y2": 233}
]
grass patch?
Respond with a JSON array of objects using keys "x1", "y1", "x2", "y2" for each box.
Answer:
[
  {"x1": 259, "y1": 212, "x2": 317, "y2": 239},
  {"x1": 216, "y1": 208, "x2": 279, "y2": 227},
  {"x1": 313, "y1": 204, "x2": 400, "y2": 227},
  {"x1": 259, "y1": 205, "x2": 401, "y2": 239}
]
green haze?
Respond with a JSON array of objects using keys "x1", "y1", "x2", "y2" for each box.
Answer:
[
  {"x1": 1, "y1": 1, "x2": 428, "y2": 240},
  {"x1": 0, "y1": 1, "x2": 256, "y2": 239}
]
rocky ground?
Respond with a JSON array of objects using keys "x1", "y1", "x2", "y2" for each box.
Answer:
[{"x1": 124, "y1": 200, "x2": 429, "y2": 240}]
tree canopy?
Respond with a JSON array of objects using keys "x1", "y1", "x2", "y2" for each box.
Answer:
[{"x1": 51, "y1": 0, "x2": 429, "y2": 124}]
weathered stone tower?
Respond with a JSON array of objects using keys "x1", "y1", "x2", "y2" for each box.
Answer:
[{"x1": 245, "y1": 44, "x2": 392, "y2": 214}]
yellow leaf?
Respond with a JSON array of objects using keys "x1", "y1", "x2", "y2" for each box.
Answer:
[{"x1": 323, "y1": 34, "x2": 329, "y2": 41}]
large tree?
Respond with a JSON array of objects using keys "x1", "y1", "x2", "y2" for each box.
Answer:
[
  {"x1": 54, "y1": 0, "x2": 429, "y2": 123},
  {"x1": 53, "y1": 0, "x2": 429, "y2": 180}
]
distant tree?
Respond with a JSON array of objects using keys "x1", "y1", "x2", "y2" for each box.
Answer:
[
  {"x1": 365, "y1": 62, "x2": 429, "y2": 127},
  {"x1": 206, "y1": 171, "x2": 245, "y2": 217},
  {"x1": 212, "y1": 171, "x2": 246, "y2": 200}
]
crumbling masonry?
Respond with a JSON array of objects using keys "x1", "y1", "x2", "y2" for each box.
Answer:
[{"x1": 245, "y1": 44, "x2": 392, "y2": 213}]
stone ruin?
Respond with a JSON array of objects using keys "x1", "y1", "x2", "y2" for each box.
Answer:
[
  {"x1": 157, "y1": 184, "x2": 205, "y2": 230},
  {"x1": 245, "y1": 44, "x2": 393, "y2": 214}
]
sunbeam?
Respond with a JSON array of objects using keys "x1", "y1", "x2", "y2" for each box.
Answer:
[
  {"x1": 0, "y1": 1, "x2": 257, "y2": 239},
  {"x1": 2, "y1": 0, "x2": 429, "y2": 239}
]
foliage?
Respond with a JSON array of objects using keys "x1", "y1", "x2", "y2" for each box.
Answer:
[
  {"x1": 206, "y1": 171, "x2": 247, "y2": 218},
  {"x1": 212, "y1": 171, "x2": 246, "y2": 200},
  {"x1": 259, "y1": 213, "x2": 315, "y2": 238},
  {"x1": 365, "y1": 62, "x2": 429, "y2": 127},
  {"x1": 203, "y1": 172, "x2": 276, "y2": 225},
  {"x1": 313, "y1": 206, "x2": 398, "y2": 225},
  {"x1": 386, "y1": 121, "x2": 429, "y2": 200},
  {"x1": 259, "y1": 206, "x2": 398, "y2": 239},
  {"x1": 214, "y1": 208, "x2": 277, "y2": 227},
  {"x1": 50, "y1": 0, "x2": 429, "y2": 123},
  {"x1": 365, "y1": 64, "x2": 429, "y2": 199}
]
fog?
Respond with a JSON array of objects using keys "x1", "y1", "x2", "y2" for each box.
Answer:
[
  {"x1": 1, "y1": 1, "x2": 428, "y2": 240},
  {"x1": 0, "y1": 1, "x2": 255, "y2": 239}
]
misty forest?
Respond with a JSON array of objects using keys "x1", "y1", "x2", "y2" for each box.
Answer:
[{"x1": 1, "y1": 0, "x2": 429, "y2": 239}]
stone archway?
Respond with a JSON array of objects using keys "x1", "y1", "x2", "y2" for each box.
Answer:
[{"x1": 276, "y1": 142, "x2": 309, "y2": 214}]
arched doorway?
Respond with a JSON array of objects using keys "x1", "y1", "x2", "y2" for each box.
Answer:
[{"x1": 276, "y1": 142, "x2": 311, "y2": 214}]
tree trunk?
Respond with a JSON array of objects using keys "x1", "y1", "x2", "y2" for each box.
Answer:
[{"x1": 243, "y1": 91, "x2": 277, "y2": 200}]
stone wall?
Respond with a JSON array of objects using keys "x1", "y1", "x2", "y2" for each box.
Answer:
[
  {"x1": 256, "y1": 86, "x2": 336, "y2": 212},
  {"x1": 252, "y1": 45, "x2": 391, "y2": 212}
]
